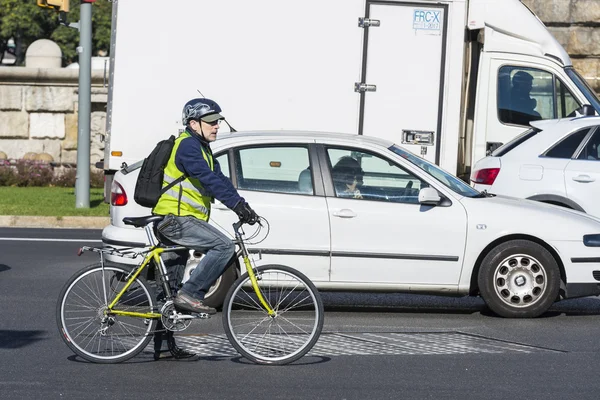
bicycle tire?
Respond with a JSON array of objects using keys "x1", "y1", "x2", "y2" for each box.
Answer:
[
  {"x1": 57, "y1": 263, "x2": 157, "y2": 363},
  {"x1": 222, "y1": 264, "x2": 324, "y2": 365}
]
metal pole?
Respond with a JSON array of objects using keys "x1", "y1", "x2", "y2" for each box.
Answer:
[{"x1": 75, "y1": 2, "x2": 92, "y2": 208}]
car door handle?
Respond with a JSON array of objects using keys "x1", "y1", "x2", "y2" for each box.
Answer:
[
  {"x1": 573, "y1": 175, "x2": 595, "y2": 183},
  {"x1": 332, "y1": 209, "x2": 357, "y2": 218}
]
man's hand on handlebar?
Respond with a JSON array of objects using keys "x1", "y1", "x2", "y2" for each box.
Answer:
[{"x1": 233, "y1": 201, "x2": 260, "y2": 225}]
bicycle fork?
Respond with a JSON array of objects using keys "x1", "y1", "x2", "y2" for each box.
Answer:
[{"x1": 235, "y1": 232, "x2": 275, "y2": 316}]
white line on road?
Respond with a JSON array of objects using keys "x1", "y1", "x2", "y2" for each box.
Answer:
[{"x1": 0, "y1": 238, "x2": 102, "y2": 242}]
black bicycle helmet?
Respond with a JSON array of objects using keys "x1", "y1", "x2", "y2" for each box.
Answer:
[{"x1": 181, "y1": 98, "x2": 224, "y2": 125}]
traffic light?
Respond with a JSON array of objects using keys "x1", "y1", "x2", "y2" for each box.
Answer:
[{"x1": 37, "y1": 0, "x2": 69, "y2": 13}]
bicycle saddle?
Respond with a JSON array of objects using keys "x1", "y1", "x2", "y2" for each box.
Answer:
[{"x1": 123, "y1": 215, "x2": 165, "y2": 228}]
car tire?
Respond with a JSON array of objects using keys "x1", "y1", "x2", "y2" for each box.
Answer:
[
  {"x1": 478, "y1": 240, "x2": 560, "y2": 318},
  {"x1": 202, "y1": 262, "x2": 238, "y2": 309}
]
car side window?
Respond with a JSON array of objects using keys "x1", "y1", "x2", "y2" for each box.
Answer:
[
  {"x1": 544, "y1": 128, "x2": 591, "y2": 159},
  {"x1": 497, "y1": 66, "x2": 581, "y2": 126},
  {"x1": 326, "y1": 147, "x2": 426, "y2": 204},
  {"x1": 577, "y1": 128, "x2": 600, "y2": 161},
  {"x1": 215, "y1": 153, "x2": 230, "y2": 178},
  {"x1": 235, "y1": 146, "x2": 313, "y2": 195},
  {"x1": 556, "y1": 79, "x2": 580, "y2": 119}
]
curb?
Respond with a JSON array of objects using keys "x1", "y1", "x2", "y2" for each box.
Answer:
[{"x1": 0, "y1": 216, "x2": 110, "y2": 229}]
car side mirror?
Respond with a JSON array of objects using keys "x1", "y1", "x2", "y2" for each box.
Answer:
[{"x1": 418, "y1": 187, "x2": 441, "y2": 206}]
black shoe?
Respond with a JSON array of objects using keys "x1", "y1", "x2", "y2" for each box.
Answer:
[
  {"x1": 167, "y1": 332, "x2": 197, "y2": 359},
  {"x1": 153, "y1": 330, "x2": 197, "y2": 360},
  {"x1": 173, "y1": 292, "x2": 217, "y2": 315}
]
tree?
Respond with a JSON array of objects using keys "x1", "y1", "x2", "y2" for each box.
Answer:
[
  {"x1": 0, "y1": 0, "x2": 55, "y2": 65},
  {"x1": 0, "y1": 0, "x2": 112, "y2": 66}
]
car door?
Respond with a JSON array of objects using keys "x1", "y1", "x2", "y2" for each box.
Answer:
[
  {"x1": 210, "y1": 143, "x2": 331, "y2": 283},
  {"x1": 564, "y1": 126, "x2": 600, "y2": 217},
  {"x1": 322, "y1": 144, "x2": 468, "y2": 287}
]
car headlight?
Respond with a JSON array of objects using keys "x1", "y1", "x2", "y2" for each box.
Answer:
[{"x1": 583, "y1": 234, "x2": 600, "y2": 247}]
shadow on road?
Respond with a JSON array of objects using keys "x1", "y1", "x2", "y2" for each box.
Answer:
[
  {"x1": 228, "y1": 355, "x2": 331, "y2": 366},
  {"x1": 0, "y1": 330, "x2": 46, "y2": 349},
  {"x1": 321, "y1": 292, "x2": 600, "y2": 317},
  {"x1": 0, "y1": 264, "x2": 11, "y2": 273}
]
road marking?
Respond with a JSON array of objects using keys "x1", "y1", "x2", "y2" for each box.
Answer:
[
  {"x1": 0, "y1": 238, "x2": 102, "y2": 242},
  {"x1": 166, "y1": 332, "x2": 561, "y2": 357}
]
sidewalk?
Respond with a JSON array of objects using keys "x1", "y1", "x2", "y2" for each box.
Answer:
[{"x1": 0, "y1": 215, "x2": 110, "y2": 229}]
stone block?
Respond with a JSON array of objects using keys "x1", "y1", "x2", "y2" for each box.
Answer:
[
  {"x1": 0, "y1": 86, "x2": 22, "y2": 111},
  {"x1": 572, "y1": 0, "x2": 600, "y2": 23},
  {"x1": 30, "y1": 113, "x2": 65, "y2": 139},
  {"x1": 0, "y1": 139, "x2": 61, "y2": 161},
  {"x1": 25, "y1": 87, "x2": 74, "y2": 112},
  {"x1": 572, "y1": 58, "x2": 600, "y2": 90},
  {"x1": 64, "y1": 112, "x2": 78, "y2": 150},
  {"x1": 91, "y1": 112, "x2": 106, "y2": 135},
  {"x1": 0, "y1": 112, "x2": 28, "y2": 138},
  {"x1": 524, "y1": 0, "x2": 571, "y2": 24},
  {"x1": 547, "y1": 27, "x2": 570, "y2": 50},
  {"x1": 567, "y1": 27, "x2": 600, "y2": 56},
  {"x1": 60, "y1": 148, "x2": 77, "y2": 164}
]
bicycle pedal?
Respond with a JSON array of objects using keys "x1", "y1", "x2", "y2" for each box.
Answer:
[{"x1": 191, "y1": 312, "x2": 211, "y2": 319}]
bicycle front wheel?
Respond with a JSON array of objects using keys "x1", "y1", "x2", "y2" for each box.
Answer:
[
  {"x1": 57, "y1": 263, "x2": 157, "y2": 363},
  {"x1": 222, "y1": 264, "x2": 324, "y2": 365}
]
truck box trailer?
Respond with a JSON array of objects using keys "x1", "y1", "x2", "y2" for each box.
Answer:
[{"x1": 101, "y1": 0, "x2": 600, "y2": 193}]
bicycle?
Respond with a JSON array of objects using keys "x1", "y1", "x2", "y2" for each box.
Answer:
[{"x1": 56, "y1": 215, "x2": 324, "y2": 365}]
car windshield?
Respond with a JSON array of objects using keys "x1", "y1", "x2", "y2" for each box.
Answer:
[
  {"x1": 565, "y1": 67, "x2": 600, "y2": 113},
  {"x1": 390, "y1": 145, "x2": 480, "y2": 197}
]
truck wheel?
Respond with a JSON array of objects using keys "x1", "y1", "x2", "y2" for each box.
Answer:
[
  {"x1": 202, "y1": 263, "x2": 237, "y2": 309},
  {"x1": 478, "y1": 240, "x2": 560, "y2": 318}
]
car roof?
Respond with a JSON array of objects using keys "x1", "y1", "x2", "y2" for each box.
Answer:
[
  {"x1": 530, "y1": 116, "x2": 600, "y2": 132},
  {"x1": 495, "y1": 116, "x2": 600, "y2": 157},
  {"x1": 213, "y1": 130, "x2": 396, "y2": 148}
]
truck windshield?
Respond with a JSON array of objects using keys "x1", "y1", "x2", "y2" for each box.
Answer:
[
  {"x1": 565, "y1": 67, "x2": 600, "y2": 113},
  {"x1": 390, "y1": 145, "x2": 480, "y2": 198}
]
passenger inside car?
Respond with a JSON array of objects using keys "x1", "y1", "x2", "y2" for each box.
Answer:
[{"x1": 331, "y1": 156, "x2": 364, "y2": 199}]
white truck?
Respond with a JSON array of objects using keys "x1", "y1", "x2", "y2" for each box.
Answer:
[{"x1": 102, "y1": 0, "x2": 600, "y2": 191}]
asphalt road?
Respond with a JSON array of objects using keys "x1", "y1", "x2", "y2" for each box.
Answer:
[{"x1": 2, "y1": 228, "x2": 600, "y2": 399}]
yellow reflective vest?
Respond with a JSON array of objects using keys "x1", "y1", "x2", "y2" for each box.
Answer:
[{"x1": 152, "y1": 132, "x2": 214, "y2": 220}]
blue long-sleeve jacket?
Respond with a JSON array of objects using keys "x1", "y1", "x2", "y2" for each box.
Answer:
[{"x1": 174, "y1": 129, "x2": 244, "y2": 210}]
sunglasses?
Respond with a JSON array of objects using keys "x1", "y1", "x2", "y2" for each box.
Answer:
[{"x1": 202, "y1": 119, "x2": 222, "y2": 126}]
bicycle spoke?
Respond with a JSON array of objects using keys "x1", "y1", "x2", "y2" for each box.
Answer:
[
  {"x1": 58, "y1": 264, "x2": 156, "y2": 363},
  {"x1": 224, "y1": 266, "x2": 323, "y2": 365}
]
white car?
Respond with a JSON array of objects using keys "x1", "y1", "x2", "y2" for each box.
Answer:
[
  {"x1": 472, "y1": 116, "x2": 600, "y2": 217},
  {"x1": 103, "y1": 131, "x2": 600, "y2": 318}
]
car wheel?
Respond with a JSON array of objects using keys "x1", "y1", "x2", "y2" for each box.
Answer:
[
  {"x1": 478, "y1": 240, "x2": 560, "y2": 318},
  {"x1": 201, "y1": 263, "x2": 237, "y2": 309}
]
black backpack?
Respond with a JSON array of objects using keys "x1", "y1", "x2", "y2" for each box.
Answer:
[{"x1": 134, "y1": 135, "x2": 186, "y2": 208}]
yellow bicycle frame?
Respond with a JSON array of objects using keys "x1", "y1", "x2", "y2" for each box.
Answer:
[
  {"x1": 107, "y1": 248, "x2": 164, "y2": 319},
  {"x1": 106, "y1": 247, "x2": 274, "y2": 318}
]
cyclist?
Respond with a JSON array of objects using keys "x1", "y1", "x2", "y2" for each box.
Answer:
[{"x1": 153, "y1": 98, "x2": 259, "y2": 316}]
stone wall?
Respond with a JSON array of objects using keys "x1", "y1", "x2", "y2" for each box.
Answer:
[
  {"x1": 0, "y1": 67, "x2": 106, "y2": 165},
  {"x1": 523, "y1": 0, "x2": 600, "y2": 91}
]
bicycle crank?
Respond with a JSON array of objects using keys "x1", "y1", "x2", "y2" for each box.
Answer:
[{"x1": 160, "y1": 301, "x2": 210, "y2": 331}]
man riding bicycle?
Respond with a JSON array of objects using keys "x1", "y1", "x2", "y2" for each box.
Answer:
[{"x1": 153, "y1": 98, "x2": 259, "y2": 316}]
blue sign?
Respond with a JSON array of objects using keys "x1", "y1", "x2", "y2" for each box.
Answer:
[{"x1": 413, "y1": 9, "x2": 442, "y2": 31}]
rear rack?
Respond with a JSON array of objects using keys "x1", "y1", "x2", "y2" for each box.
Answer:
[{"x1": 77, "y1": 245, "x2": 150, "y2": 259}]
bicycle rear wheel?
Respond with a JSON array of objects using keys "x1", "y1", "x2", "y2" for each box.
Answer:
[
  {"x1": 57, "y1": 263, "x2": 157, "y2": 363},
  {"x1": 222, "y1": 264, "x2": 324, "y2": 365}
]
